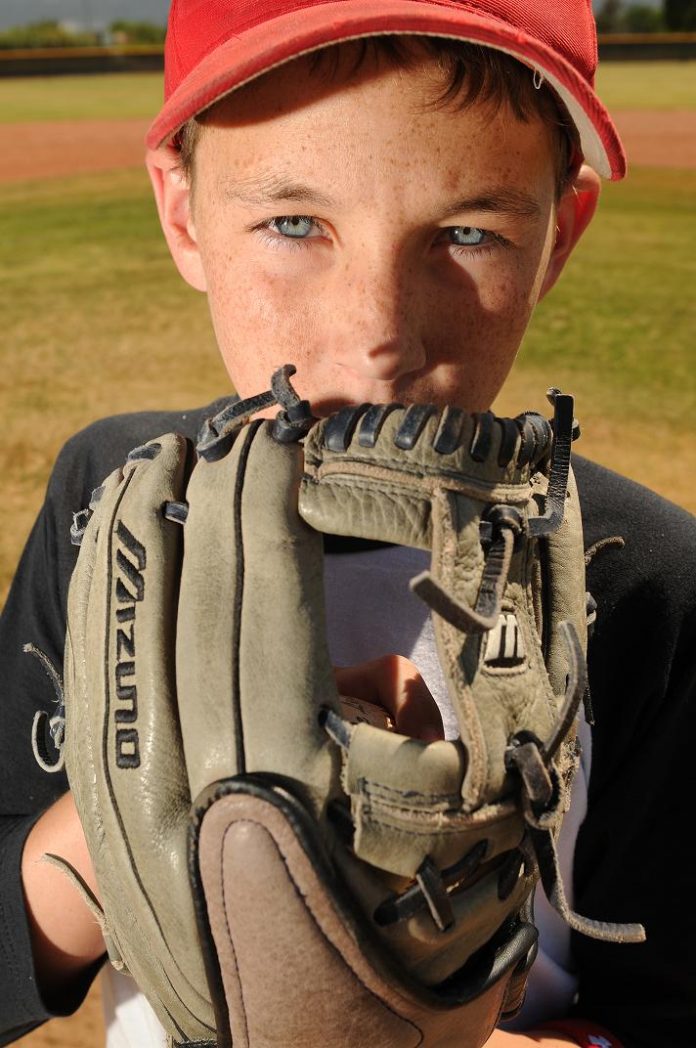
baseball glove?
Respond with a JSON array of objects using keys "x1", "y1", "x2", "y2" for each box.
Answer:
[{"x1": 55, "y1": 366, "x2": 644, "y2": 1048}]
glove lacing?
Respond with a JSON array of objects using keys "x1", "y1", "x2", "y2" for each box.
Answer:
[
  {"x1": 26, "y1": 643, "x2": 66, "y2": 773},
  {"x1": 197, "y1": 364, "x2": 316, "y2": 461}
]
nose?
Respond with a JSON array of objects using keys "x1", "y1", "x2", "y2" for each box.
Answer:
[{"x1": 331, "y1": 255, "x2": 427, "y2": 383}]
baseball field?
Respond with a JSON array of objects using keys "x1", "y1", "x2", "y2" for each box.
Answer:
[{"x1": 2, "y1": 61, "x2": 694, "y2": 1046}]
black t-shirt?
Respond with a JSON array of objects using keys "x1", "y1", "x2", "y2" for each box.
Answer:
[{"x1": 0, "y1": 403, "x2": 694, "y2": 1047}]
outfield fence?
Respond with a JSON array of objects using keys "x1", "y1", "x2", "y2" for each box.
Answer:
[
  {"x1": 0, "y1": 34, "x2": 695, "y2": 77},
  {"x1": 0, "y1": 45, "x2": 164, "y2": 77},
  {"x1": 599, "y1": 32, "x2": 696, "y2": 61}
]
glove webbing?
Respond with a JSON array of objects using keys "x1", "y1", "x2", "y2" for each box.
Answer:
[{"x1": 321, "y1": 619, "x2": 645, "y2": 946}]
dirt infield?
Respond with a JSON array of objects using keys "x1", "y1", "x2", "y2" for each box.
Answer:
[
  {"x1": 0, "y1": 109, "x2": 694, "y2": 183},
  {"x1": 614, "y1": 109, "x2": 696, "y2": 168},
  {"x1": 0, "y1": 118, "x2": 150, "y2": 182}
]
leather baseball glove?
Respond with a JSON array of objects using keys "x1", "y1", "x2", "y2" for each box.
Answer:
[{"x1": 55, "y1": 366, "x2": 644, "y2": 1048}]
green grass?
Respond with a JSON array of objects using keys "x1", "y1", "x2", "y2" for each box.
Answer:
[
  {"x1": 595, "y1": 61, "x2": 696, "y2": 109},
  {"x1": 0, "y1": 61, "x2": 693, "y2": 124},
  {"x1": 519, "y1": 166, "x2": 696, "y2": 428},
  {"x1": 0, "y1": 72, "x2": 163, "y2": 122}
]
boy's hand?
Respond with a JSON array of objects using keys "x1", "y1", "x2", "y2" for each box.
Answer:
[
  {"x1": 334, "y1": 654, "x2": 444, "y2": 741},
  {"x1": 486, "y1": 1031, "x2": 576, "y2": 1045}
]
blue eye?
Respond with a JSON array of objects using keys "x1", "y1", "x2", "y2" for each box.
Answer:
[
  {"x1": 272, "y1": 216, "x2": 316, "y2": 239},
  {"x1": 448, "y1": 226, "x2": 486, "y2": 246}
]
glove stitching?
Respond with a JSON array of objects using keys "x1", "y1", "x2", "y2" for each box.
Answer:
[
  {"x1": 215, "y1": 827, "x2": 250, "y2": 1046},
  {"x1": 356, "y1": 788, "x2": 517, "y2": 818},
  {"x1": 357, "y1": 807, "x2": 521, "y2": 838},
  {"x1": 357, "y1": 779, "x2": 461, "y2": 806},
  {"x1": 307, "y1": 467, "x2": 532, "y2": 504},
  {"x1": 355, "y1": 811, "x2": 475, "y2": 843}
]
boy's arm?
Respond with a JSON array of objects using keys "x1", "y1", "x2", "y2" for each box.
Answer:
[
  {"x1": 572, "y1": 460, "x2": 696, "y2": 1045},
  {"x1": 20, "y1": 792, "x2": 105, "y2": 1004},
  {"x1": 0, "y1": 452, "x2": 88, "y2": 1040},
  {"x1": 489, "y1": 1034, "x2": 574, "y2": 1046}
]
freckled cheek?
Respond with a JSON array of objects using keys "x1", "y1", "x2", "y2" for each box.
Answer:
[
  {"x1": 203, "y1": 245, "x2": 277, "y2": 325},
  {"x1": 434, "y1": 271, "x2": 533, "y2": 409},
  {"x1": 469, "y1": 260, "x2": 540, "y2": 340},
  {"x1": 205, "y1": 260, "x2": 324, "y2": 388},
  {"x1": 446, "y1": 276, "x2": 531, "y2": 348}
]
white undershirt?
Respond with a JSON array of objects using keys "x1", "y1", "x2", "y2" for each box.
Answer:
[{"x1": 103, "y1": 544, "x2": 591, "y2": 1044}]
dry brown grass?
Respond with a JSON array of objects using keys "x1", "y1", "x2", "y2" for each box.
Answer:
[{"x1": 494, "y1": 370, "x2": 696, "y2": 517}]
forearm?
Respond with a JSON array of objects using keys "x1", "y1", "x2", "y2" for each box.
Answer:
[
  {"x1": 487, "y1": 1031, "x2": 575, "y2": 1046},
  {"x1": 21, "y1": 791, "x2": 105, "y2": 1004}
]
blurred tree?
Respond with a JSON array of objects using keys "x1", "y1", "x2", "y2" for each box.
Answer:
[
  {"x1": 110, "y1": 21, "x2": 166, "y2": 45},
  {"x1": 624, "y1": 4, "x2": 664, "y2": 31},
  {"x1": 596, "y1": 0, "x2": 625, "y2": 32},
  {"x1": 0, "y1": 20, "x2": 97, "y2": 49},
  {"x1": 664, "y1": 0, "x2": 696, "y2": 30}
]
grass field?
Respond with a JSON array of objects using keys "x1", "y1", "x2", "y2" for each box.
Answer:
[
  {"x1": 596, "y1": 60, "x2": 696, "y2": 109},
  {"x1": 0, "y1": 71, "x2": 163, "y2": 122},
  {"x1": 0, "y1": 59, "x2": 694, "y2": 123}
]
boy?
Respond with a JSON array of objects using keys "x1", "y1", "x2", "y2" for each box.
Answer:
[{"x1": 1, "y1": 1, "x2": 694, "y2": 1046}]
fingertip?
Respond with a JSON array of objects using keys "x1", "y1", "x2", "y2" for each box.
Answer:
[{"x1": 421, "y1": 728, "x2": 445, "y2": 743}]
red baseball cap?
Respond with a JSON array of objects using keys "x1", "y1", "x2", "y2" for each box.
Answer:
[{"x1": 147, "y1": 0, "x2": 625, "y2": 180}]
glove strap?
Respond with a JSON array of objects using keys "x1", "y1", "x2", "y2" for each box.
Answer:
[
  {"x1": 197, "y1": 364, "x2": 315, "y2": 460},
  {"x1": 26, "y1": 643, "x2": 65, "y2": 773}
]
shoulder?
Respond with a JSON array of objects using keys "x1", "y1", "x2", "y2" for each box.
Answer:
[
  {"x1": 574, "y1": 454, "x2": 696, "y2": 549},
  {"x1": 46, "y1": 399, "x2": 230, "y2": 514},
  {"x1": 573, "y1": 455, "x2": 696, "y2": 617},
  {"x1": 573, "y1": 456, "x2": 696, "y2": 788},
  {"x1": 37, "y1": 400, "x2": 232, "y2": 600},
  {"x1": 571, "y1": 459, "x2": 696, "y2": 1042}
]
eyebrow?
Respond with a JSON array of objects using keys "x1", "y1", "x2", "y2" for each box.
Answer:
[
  {"x1": 221, "y1": 175, "x2": 541, "y2": 219},
  {"x1": 221, "y1": 175, "x2": 337, "y2": 210},
  {"x1": 441, "y1": 190, "x2": 541, "y2": 219}
]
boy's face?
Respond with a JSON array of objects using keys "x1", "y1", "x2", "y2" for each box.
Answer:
[{"x1": 151, "y1": 53, "x2": 597, "y2": 416}]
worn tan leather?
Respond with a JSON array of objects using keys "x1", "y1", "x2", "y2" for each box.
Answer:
[
  {"x1": 64, "y1": 435, "x2": 216, "y2": 1041},
  {"x1": 63, "y1": 397, "x2": 589, "y2": 1045}
]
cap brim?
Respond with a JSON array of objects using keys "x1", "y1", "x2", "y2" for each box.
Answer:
[{"x1": 147, "y1": 0, "x2": 625, "y2": 180}]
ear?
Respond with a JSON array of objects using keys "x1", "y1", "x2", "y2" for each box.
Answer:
[
  {"x1": 146, "y1": 145, "x2": 207, "y2": 292},
  {"x1": 538, "y1": 164, "x2": 601, "y2": 300}
]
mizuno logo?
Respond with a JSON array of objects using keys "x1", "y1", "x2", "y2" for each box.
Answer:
[{"x1": 113, "y1": 520, "x2": 146, "y2": 769}]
